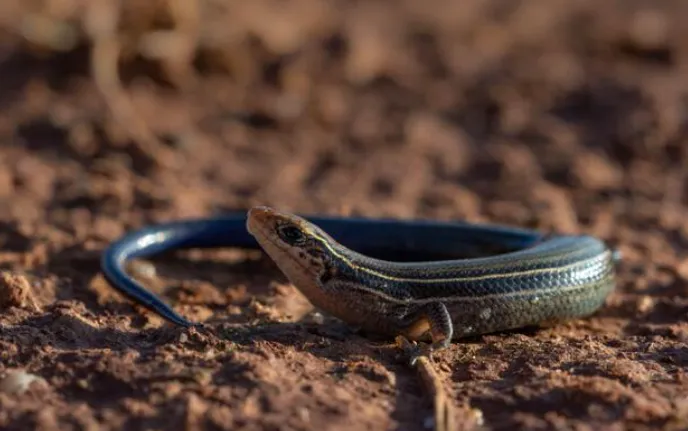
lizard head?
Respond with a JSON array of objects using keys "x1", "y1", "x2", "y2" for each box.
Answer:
[{"x1": 246, "y1": 206, "x2": 335, "y2": 290}]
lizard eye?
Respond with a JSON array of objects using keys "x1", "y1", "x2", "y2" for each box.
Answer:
[{"x1": 277, "y1": 224, "x2": 305, "y2": 245}]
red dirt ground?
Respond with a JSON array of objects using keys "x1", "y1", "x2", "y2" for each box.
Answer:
[{"x1": 1, "y1": 1, "x2": 687, "y2": 430}]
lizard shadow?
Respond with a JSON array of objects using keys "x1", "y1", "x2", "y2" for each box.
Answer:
[
  {"x1": 209, "y1": 314, "x2": 552, "y2": 430},
  {"x1": 211, "y1": 317, "x2": 444, "y2": 430}
]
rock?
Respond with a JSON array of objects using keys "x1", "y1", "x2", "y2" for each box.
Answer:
[
  {"x1": 0, "y1": 369, "x2": 47, "y2": 395},
  {"x1": 0, "y1": 271, "x2": 38, "y2": 311}
]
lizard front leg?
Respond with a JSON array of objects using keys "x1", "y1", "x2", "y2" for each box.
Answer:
[{"x1": 402, "y1": 302, "x2": 453, "y2": 363}]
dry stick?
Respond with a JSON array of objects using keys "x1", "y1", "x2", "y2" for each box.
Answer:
[
  {"x1": 396, "y1": 336, "x2": 456, "y2": 431},
  {"x1": 85, "y1": 0, "x2": 181, "y2": 170}
]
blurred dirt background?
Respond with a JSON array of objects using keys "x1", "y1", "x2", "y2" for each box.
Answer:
[{"x1": 1, "y1": 0, "x2": 687, "y2": 430}]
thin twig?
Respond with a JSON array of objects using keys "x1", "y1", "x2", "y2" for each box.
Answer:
[{"x1": 396, "y1": 336, "x2": 456, "y2": 431}]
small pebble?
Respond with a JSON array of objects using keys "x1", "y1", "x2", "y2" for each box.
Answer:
[
  {"x1": 470, "y1": 408, "x2": 484, "y2": 426},
  {"x1": 297, "y1": 407, "x2": 310, "y2": 423},
  {"x1": 676, "y1": 258, "x2": 688, "y2": 281},
  {"x1": 126, "y1": 260, "x2": 157, "y2": 279},
  {"x1": 0, "y1": 369, "x2": 47, "y2": 394},
  {"x1": 310, "y1": 311, "x2": 325, "y2": 325},
  {"x1": 636, "y1": 296, "x2": 655, "y2": 314}
]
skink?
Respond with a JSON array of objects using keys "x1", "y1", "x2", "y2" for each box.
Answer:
[{"x1": 100, "y1": 206, "x2": 617, "y2": 351}]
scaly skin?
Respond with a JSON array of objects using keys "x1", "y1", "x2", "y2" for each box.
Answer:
[{"x1": 245, "y1": 206, "x2": 616, "y2": 352}]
